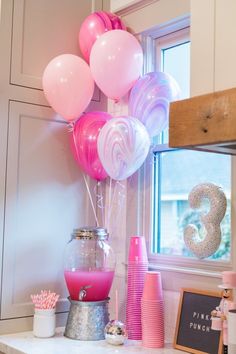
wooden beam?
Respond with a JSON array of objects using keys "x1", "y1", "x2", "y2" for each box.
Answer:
[{"x1": 169, "y1": 87, "x2": 236, "y2": 154}]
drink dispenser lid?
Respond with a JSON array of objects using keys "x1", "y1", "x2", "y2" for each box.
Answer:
[{"x1": 72, "y1": 227, "x2": 109, "y2": 240}]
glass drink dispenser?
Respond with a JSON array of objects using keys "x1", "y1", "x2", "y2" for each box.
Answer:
[{"x1": 64, "y1": 227, "x2": 115, "y2": 302}]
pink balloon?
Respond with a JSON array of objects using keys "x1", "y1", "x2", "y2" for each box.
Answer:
[
  {"x1": 97, "y1": 116, "x2": 150, "y2": 180},
  {"x1": 90, "y1": 30, "x2": 143, "y2": 101},
  {"x1": 79, "y1": 11, "x2": 126, "y2": 63},
  {"x1": 71, "y1": 111, "x2": 112, "y2": 181},
  {"x1": 42, "y1": 54, "x2": 94, "y2": 122}
]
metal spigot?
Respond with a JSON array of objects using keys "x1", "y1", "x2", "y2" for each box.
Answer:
[{"x1": 78, "y1": 285, "x2": 92, "y2": 301}]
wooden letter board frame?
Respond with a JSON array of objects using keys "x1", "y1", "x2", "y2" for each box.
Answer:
[{"x1": 174, "y1": 288, "x2": 222, "y2": 354}]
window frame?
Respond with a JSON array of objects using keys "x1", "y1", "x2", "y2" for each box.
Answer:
[
  {"x1": 139, "y1": 26, "x2": 236, "y2": 287},
  {"x1": 155, "y1": 27, "x2": 190, "y2": 73}
]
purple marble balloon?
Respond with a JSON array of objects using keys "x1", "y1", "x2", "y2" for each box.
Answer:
[
  {"x1": 79, "y1": 11, "x2": 126, "y2": 63},
  {"x1": 97, "y1": 116, "x2": 150, "y2": 181},
  {"x1": 129, "y1": 72, "x2": 181, "y2": 137}
]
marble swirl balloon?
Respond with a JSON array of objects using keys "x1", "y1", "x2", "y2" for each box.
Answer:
[
  {"x1": 78, "y1": 11, "x2": 126, "y2": 63},
  {"x1": 97, "y1": 116, "x2": 150, "y2": 181},
  {"x1": 129, "y1": 71, "x2": 181, "y2": 137},
  {"x1": 71, "y1": 111, "x2": 112, "y2": 181}
]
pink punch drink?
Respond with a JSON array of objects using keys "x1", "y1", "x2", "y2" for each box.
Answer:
[{"x1": 64, "y1": 268, "x2": 114, "y2": 301}]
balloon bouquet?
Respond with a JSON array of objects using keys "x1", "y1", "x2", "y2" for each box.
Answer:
[{"x1": 42, "y1": 10, "x2": 181, "y2": 223}]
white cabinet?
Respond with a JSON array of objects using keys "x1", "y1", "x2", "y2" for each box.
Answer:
[
  {"x1": 190, "y1": 0, "x2": 215, "y2": 96},
  {"x1": 191, "y1": 0, "x2": 236, "y2": 95},
  {"x1": 214, "y1": 0, "x2": 236, "y2": 91},
  {"x1": 1, "y1": 101, "x2": 92, "y2": 319},
  {"x1": 0, "y1": 0, "x2": 105, "y2": 331},
  {"x1": 11, "y1": 0, "x2": 101, "y2": 99}
]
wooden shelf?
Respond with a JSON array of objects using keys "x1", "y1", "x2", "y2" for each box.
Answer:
[{"x1": 169, "y1": 87, "x2": 236, "y2": 155}]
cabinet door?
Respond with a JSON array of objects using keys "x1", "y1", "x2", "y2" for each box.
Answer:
[
  {"x1": 1, "y1": 101, "x2": 94, "y2": 319},
  {"x1": 215, "y1": 0, "x2": 236, "y2": 91},
  {"x1": 10, "y1": 0, "x2": 101, "y2": 100}
]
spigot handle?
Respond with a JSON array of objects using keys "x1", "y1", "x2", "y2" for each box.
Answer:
[{"x1": 78, "y1": 285, "x2": 92, "y2": 301}]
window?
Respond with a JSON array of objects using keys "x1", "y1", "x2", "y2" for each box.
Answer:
[
  {"x1": 153, "y1": 149, "x2": 231, "y2": 261},
  {"x1": 156, "y1": 29, "x2": 190, "y2": 99},
  {"x1": 149, "y1": 29, "x2": 232, "y2": 266}
]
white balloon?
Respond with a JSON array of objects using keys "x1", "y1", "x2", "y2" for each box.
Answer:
[{"x1": 97, "y1": 116, "x2": 150, "y2": 180}]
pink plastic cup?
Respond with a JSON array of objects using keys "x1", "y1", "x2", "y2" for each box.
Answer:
[
  {"x1": 222, "y1": 271, "x2": 236, "y2": 288},
  {"x1": 128, "y1": 236, "x2": 148, "y2": 263},
  {"x1": 211, "y1": 317, "x2": 223, "y2": 331},
  {"x1": 143, "y1": 341, "x2": 164, "y2": 348},
  {"x1": 142, "y1": 271, "x2": 163, "y2": 300}
]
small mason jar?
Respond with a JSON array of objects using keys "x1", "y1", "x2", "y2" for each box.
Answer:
[{"x1": 33, "y1": 308, "x2": 56, "y2": 338}]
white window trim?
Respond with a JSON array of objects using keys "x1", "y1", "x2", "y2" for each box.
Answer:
[
  {"x1": 155, "y1": 27, "x2": 190, "y2": 72},
  {"x1": 136, "y1": 24, "x2": 236, "y2": 290}
]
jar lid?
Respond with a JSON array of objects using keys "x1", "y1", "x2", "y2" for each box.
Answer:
[{"x1": 72, "y1": 227, "x2": 109, "y2": 240}]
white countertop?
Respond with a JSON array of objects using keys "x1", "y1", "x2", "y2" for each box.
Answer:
[{"x1": 0, "y1": 328, "x2": 185, "y2": 354}]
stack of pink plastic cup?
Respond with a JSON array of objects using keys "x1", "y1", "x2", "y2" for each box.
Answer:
[
  {"x1": 141, "y1": 271, "x2": 164, "y2": 348},
  {"x1": 126, "y1": 236, "x2": 148, "y2": 340}
]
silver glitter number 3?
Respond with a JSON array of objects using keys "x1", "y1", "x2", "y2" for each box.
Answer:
[{"x1": 184, "y1": 183, "x2": 227, "y2": 259}]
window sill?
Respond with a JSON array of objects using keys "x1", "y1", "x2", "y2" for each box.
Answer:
[
  {"x1": 147, "y1": 260, "x2": 228, "y2": 293},
  {"x1": 148, "y1": 253, "x2": 232, "y2": 275},
  {"x1": 149, "y1": 262, "x2": 222, "y2": 279}
]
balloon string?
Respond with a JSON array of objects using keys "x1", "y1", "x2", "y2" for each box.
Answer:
[
  {"x1": 115, "y1": 181, "x2": 126, "y2": 224},
  {"x1": 71, "y1": 125, "x2": 99, "y2": 226},
  {"x1": 107, "y1": 180, "x2": 125, "y2": 232},
  {"x1": 100, "y1": 183, "x2": 105, "y2": 227},
  {"x1": 115, "y1": 289, "x2": 118, "y2": 321},
  {"x1": 67, "y1": 122, "x2": 74, "y2": 133},
  {"x1": 83, "y1": 174, "x2": 99, "y2": 227},
  {"x1": 108, "y1": 180, "x2": 118, "y2": 224},
  {"x1": 107, "y1": 177, "x2": 113, "y2": 231},
  {"x1": 95, "y1": 181, "x2": 105, "y2": 227}
]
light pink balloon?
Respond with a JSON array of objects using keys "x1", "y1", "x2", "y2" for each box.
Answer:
[
  {"x1": 97, "y1": 116, "x2": 150, "y2": 180},
  {"x1": 42, "y1": 54, "x2": 94, "y2": 122},
  {"x1": 90, "y1": 30, "x2": 143, "y2": 101},
  {"x1": 78, "y1": 11, "x2": 126, "y2": 63}
]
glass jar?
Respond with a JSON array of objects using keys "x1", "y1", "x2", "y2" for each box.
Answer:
[
  {"x1": 64, "y1": 227, "x2": 115, "y2": 301},
  {"x1": 33, "y1": 308, "x2": 56, "y2": 338}
]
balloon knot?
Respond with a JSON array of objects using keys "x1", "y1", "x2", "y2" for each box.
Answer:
[{"x1": 67, "y1": 121, "x2": 75, "y2": 132}]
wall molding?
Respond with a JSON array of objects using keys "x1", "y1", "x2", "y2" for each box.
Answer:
[{"x1": 111, "y1": 0, "x2": 159, "y2": 16}]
